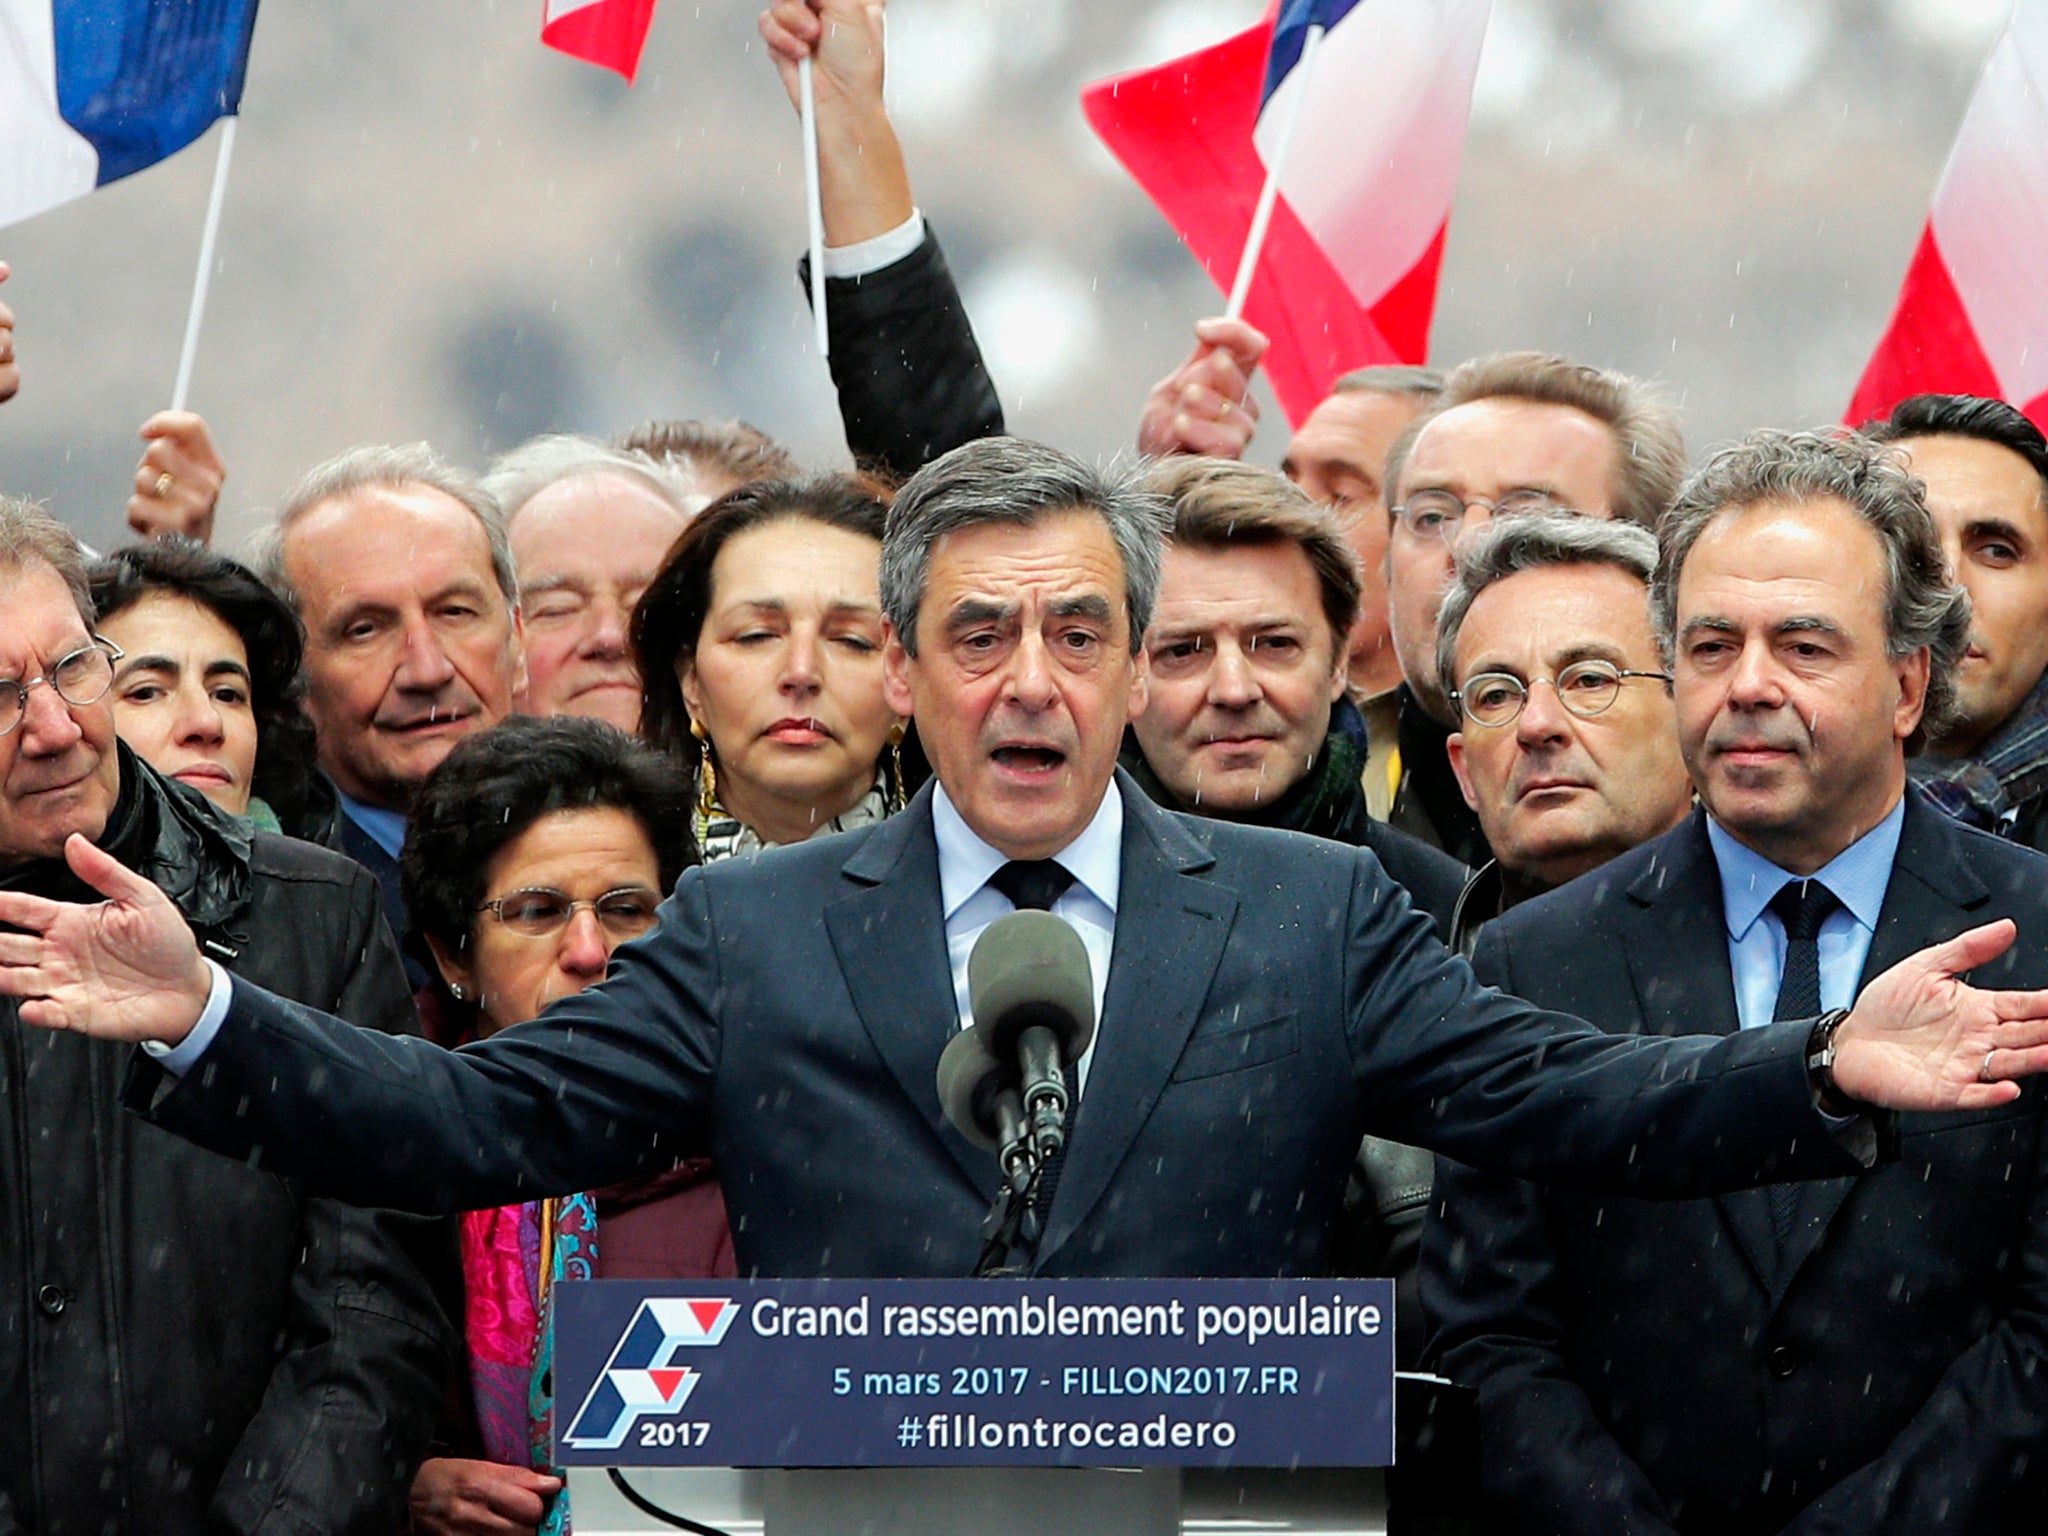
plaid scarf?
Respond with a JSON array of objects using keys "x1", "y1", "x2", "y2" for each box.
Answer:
[{"x1": 1910, "y1": 669, "x2": 2048, "y2": 833}]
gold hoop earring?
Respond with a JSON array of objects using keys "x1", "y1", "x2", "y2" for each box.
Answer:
[
  {"x1": 887, "y1": 721, "x2": 907, "y2": 815},
  {"x1": 690, "y1": 717, "x2": 719, "y2": 820}
]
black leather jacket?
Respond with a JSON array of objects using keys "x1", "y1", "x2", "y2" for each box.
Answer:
[{"x1": 0, "y1": 749, "x2": 453, "y2": 1534}]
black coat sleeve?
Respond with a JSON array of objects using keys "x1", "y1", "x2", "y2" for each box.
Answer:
[
  {"x1": 206, "y1": 869, "x2": 456, "y2": 1533},
  {"x1": 129, "y1": 861, "x2": 728, "y2": 1213},
  {"x1": 798, "y1": 223, "x2": 1003, "y2": 481}
]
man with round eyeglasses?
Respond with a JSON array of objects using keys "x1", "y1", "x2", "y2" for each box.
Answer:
[
  {"x1": 0, "y1": 496, "x2": 452, "y2": 1532},
  {"x1": 1431, "y1": 514, "x2": 1696, "y2": 950}
]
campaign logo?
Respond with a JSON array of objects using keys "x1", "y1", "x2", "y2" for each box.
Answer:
[{"x1": 562, "y1": 1297, "x2": 739, "y2": 1450}]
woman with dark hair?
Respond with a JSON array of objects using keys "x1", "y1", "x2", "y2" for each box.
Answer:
[
  {"x1": 87, "y1": 540, "x2": 321, "y2": 835},
  {"x1": 399, "y1": 715, "x2": 713, "y2": 1536},
  {"x1": 634, "y1": 473, "x2": 911, "y2": 859}
]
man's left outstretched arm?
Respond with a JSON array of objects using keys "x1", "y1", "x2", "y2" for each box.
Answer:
[{"x1": 1342, "y1": 864, "x2": 2048, "y2": 1196}]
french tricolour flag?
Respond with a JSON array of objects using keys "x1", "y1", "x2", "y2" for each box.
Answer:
[
  {"x1": 0, "y1": 0, "x2": 257, "y2": 230},
  {"x1": 541, "y1": 0, "x2": 655, "y2": 84},
  {"x1": 1084, "y1": 0, "x2": 1491, "y2": 425},
  {"x1": 1849, "y1": 0, "x2": 2048, "y2": 430}
]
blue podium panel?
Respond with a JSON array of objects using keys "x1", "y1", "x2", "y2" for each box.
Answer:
[{"x1": 554, "y1": 1279, "x2": 1395, "y2": 1470}]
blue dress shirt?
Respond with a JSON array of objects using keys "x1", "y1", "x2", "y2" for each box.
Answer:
[{"x1": 1705, "y1": 795, "x2": 1906, "y2": 1030}]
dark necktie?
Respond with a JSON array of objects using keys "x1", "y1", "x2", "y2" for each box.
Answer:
[
  {"x1": 987, "y1": 859, "x2": 1075, "y2": 913},
  {"x1": 985, "y1": 860, "x2": 1079, "y2": 1222},
  {"x1": 1766, "y1": 878, "x2": 1842, "y2": 1241}
]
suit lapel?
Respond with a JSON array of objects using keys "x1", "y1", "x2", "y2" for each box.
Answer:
[
  {"x1": 823, "y1": 789, "x2": 997, "y2": 1200},
  {"x1": 1775, "y1": 794, "x2": 1992, "y2": 1291},
  {"x1": 1037, "y1": 779, "x2": 1236, "y2": 1267},
  {"x1": 1621, "y1": 815, "x2": 1783, "y2": 1293}
]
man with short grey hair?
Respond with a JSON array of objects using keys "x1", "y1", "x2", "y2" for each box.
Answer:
[
  {"x1": 6, "y1": 437, "x2": 2048, "y2": 1299},
  {"x1": 1426, "y1": 429, "x2": 2047, "y2": 1535},
  {"x1": 1434, "y1": 514, "x2": 1693, "y2": 949},
  {"x1": 253, "y1": 442, "x2": 525, "y2": 964},
  {"x1": 0, "y1": 495, "x2": 451, "y2": 1532},
  {"x1": 484, "y1": 434, "x2": 691, "y2": 733}
]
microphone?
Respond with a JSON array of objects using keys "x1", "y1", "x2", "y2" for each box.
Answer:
[
  {"x1": 936, "y1": 1028, "x2": 1037, "y2": 1194},
  {"x1": 968, "y1": 911, "x2": 1096, "y2": 1161}
]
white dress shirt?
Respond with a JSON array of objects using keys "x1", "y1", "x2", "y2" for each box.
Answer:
[{"x1": 932, "y1": 780, "x2": 1121, "y2": 1095}]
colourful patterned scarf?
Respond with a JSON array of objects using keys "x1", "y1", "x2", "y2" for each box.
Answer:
[{"x1": 459, "y1": 1191, "x2": 598, "y2": 1534}]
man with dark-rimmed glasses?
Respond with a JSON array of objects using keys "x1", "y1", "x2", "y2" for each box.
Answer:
[
  {"x1": 0, "y1": 494, "x2": 451, "y2": 1532},
  {"x1": 1434, "y1": 513, "x2": 1694, "y2": 950}
]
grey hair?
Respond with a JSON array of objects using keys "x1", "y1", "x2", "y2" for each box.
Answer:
[
  {"x1": 1435, "y1": 513, "x2": 1660, "y2": 702},
  {"x1": 482, "y1": 433, "x2": 696, "y2": 529},
  {"x1": 250, "y1": 443, "x2": 516, "y2": 615},
  {"x1": 880, "y1": 437, "x2": 1170, "y2": 656},
  {"x1": 1332, "y1": 363, "x2": 1444, "y2": 402},
  {"x1": 1383, "y1": 351, "x2": 1685, "y2": 529},
  {"x1": 1653, "y1": 429, "x2": 1971, "y2": 743},
  {"x1": 0, "y1": 495, "x2": 93, "y2": 621}
]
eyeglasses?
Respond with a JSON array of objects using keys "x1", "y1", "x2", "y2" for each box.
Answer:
[
  {"x1": 0, "y1": 639, "x2": 123, "y2": 737},
  {"x1": 1392, "y1": 489, "x2": 1572, "y2": 541},
  {"x1": 476, "y1": 886, "x2": 663, "y2": 938},
  {"x1": 1454, "y1": 659, "x2": 1673, "y2": 728}
]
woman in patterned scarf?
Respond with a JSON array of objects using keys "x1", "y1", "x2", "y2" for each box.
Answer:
[
  {"x1": 633, "y1": 474, "x2": 912, "y2": 861},
  {"x1": 400, "y1": 716, "x2": 699, "y2": 1536}
]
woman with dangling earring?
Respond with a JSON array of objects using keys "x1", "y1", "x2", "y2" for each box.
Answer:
[{"x1": 633, "y1": 474, "x2": 917, "y2": 861}]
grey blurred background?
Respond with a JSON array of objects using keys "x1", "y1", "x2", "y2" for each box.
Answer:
[{"x1": 0, "y1": 0, "x2": 2013, "y2": 550}]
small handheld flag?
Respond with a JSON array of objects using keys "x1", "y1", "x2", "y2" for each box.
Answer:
[
  {"x1": 1847, "y1": 0, "x2": 2048, "y2": 431},
  {"x1": 0, "y1": 0, "x2": 259, "y2": 230},
  {"x1": 1084, "y1": 0, "x2": 1492, "y2": 425},
  {"x1": 541, "y1": 0, "x2": 657, "y2": 85}
]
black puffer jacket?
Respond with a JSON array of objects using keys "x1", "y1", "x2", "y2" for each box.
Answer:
[{"x1": 0, "y1": 748, "x2": 454, "y2": 1535}]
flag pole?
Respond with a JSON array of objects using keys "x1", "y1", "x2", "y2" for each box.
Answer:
[
  {"x1": 799, "y1": 55, "x2": 829, "y2": 359},
  {"x1": 171, "y1": 115, "x2": 238, "y2": 412},
  {"x1": 1225, "y1": 23, "x2": 1325, "y2": 321}
]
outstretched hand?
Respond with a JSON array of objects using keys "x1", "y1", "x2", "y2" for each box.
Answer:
[
  {"x1": 1835, "y1": 919, "x2": 2048, "y2": 1111},
  {"x1": 0, "y1": 834, "x2": 212, "y2": 1045}
]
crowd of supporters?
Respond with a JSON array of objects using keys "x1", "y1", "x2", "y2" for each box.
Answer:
[{"x1": 2, "y1": 1, "x2": 2045, "y2": 1533}]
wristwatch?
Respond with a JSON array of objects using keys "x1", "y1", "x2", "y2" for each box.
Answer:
[{"x1": 1805, "y1": 1008, "x2": 1855, "y2": 1116}]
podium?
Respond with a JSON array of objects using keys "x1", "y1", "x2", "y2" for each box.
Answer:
[{"x1": 553, "y1": 1279, "x2": 1476, "y2": 1536}]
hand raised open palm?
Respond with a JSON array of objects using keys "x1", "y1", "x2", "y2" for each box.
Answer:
[
  {"x1": 0, "y1": 834, "x2": 213, "y2": 1044},
  {"x1": 1836, "y1": 919, "x2": 2048, "y2": 1111}
]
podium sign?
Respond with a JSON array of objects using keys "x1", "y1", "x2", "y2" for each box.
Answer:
[{"x1": 554, "y1": 1278, "x2": 1394, "y2": 1469}]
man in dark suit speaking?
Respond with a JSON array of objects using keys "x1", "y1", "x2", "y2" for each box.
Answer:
[{"x1": 2, "y1": 437, "x2": 2047, "y2": 1281}]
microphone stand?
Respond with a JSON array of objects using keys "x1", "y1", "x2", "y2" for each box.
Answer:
[{"x1": 975, "y1": 1165, "x2": 1045, "y2": 1277}]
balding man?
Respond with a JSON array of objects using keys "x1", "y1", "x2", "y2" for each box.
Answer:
[{"x1": 484, "y1": 434, "x2": 691, "y2": 734}]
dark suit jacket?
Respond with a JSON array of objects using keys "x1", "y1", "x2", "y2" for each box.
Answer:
[
  {"x1": 1422, "y1": 796, "x2": 2048, "y2": 1535},
  {"x1": 798, "y1": 224, "x2": 1004, "y2": 483},
  {"x1": 131, "y1": 774, "x2": 1875, "y2": 1281}
]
